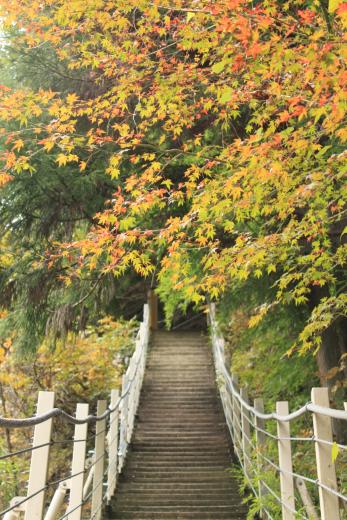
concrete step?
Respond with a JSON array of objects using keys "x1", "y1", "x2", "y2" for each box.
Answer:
[
  {"x1": 121, "y1": 472, "x2": 233, "y2": 482},
  {"x1": 114, "y1": 491, "x2": 238, "y2": 500},
  {"x1": 128, "y1": 455, "x2": 231, "y2": 463},
  {"x1": 102, "y1": 331, "x2": 246, "y2": 519},
  {"x1": 115, "y1": 482, "x2": 236, "y2": 491},
  {"x1": 106, "y1": 505, "x2": 246, "y2": 519},
  {"x1": 113, "y1": 497, "x2": 244, "y2": 506}
]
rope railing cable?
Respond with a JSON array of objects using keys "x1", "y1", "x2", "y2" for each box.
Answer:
[
  {"x1": 0, "y1": 440, "x2": 53, "y2": 461},
  {"x1": 58, "y1": 484, "x2": 94, "y2": 520},
  {"x1": 0, "y1": 468, "x2": 87, "y2": 517},
  {"x1": 0, "y1": 435, "x2": 99, "y2": 462},
  {"x1": 231, "y1": 432, "x2": 275, "y2": 520},
  {"x1": 0, "y1": 325, "x2": 147, "y2": 429},
  {"x1": 57, "y1": 436, "x2": 121, "y2": 520},
  {"x1": 218, "y1": 355, "x2": 347, "y2": 505},
  {"x1": 229, "y1": 380, "x2": 347, "y2": 509},
  {"x1": 244, "y1": 410, "x2": 347, "y2": 450},
  {"x1": 228, "y1": 411, "x2": 298, "y2": 520},
  {"x1": 261, "y1": 481, "x2": 308, "y2": 519},
  {"x1": 210, "y1": 318, "x2": 347, "y2": 423},
  {"x1": 0, "y1": 307, "x2": 149, "y2": 520},
  {"x1": 210, "y1": 305, "x2": 347, "y2": 517}
]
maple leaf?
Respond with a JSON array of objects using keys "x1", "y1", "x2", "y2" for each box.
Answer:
[
  {"x1": 0, "y1": 172, "x2": 13, "y2": 186},
  {"x1": 56, "y1": 153, "x2": 68, "y2": 166},
  {"x1": 12, "y1": 139, "x2": 24, "y2": 151},
  {"x1": 337, "y1": 1, "x2": 347, "y2": 13}
]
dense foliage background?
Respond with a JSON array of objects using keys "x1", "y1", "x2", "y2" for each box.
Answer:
[{"x1": 0, "y1": 0, "x2": 346, "y2": 514}]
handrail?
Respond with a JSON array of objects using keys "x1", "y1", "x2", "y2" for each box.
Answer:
[
  {"x1": 0, "y1": 305, "x2": 150, "y2": 430},
  {"x1": 208, "y1": 302, "x2": 347, "y2": 520},
  {"x1": 0, "y1": 302, "x2": 151, "y2": 520},
  {"x1": 209, "y1": 305, "x2": 347, "y2": 423}
]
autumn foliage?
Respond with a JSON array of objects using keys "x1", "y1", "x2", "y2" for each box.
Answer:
[{"x1": 0, "y1": 0, "x2": 346, "y2": 366}]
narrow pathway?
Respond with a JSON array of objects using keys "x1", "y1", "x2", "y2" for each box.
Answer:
[{"x1": 105, "y1": 331, "x2": 247, "y2": 519}]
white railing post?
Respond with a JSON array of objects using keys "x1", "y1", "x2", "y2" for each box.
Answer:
[
  {"x1": 254, "y1": 397, "x2": 267, "y2": 519},
  {"x1": 127, "y1": 357, "x2": 137, "y2": 442},
  {"x1": 107, "y1": 389, "x2": 119, "y2": 502},
  {"x1": 295, "y1": 477, "x2": 319, "y2": 520},
  {"x1": 66, "y1": 403, "x2": 89, "y2": 520},
  {"x1": 311, "y1": 388, "x2": 339, "y2": 520},
  {"x1": 91, "y1": 400, "x2": 107, "y2": 520},
  {"x1": 83, "y1": 464, "x2": 94, "y2": 500},
  {"x1": 44, "y1": 482, "x2": 69, "y2": 520},
  {"x1": 231, "y1": 375, "x2": 242, "y2": 461},
  {"x1": 276, "y1": 401, "x2": 295, "y2": 520},
  {"x1": 4, "y1": 499, "x2": 23, "y2": 520},
  {"x1": 4, "y1": 513, "x2": 19, "y2": 520},
  {"x1": 223, "y1": 386, "x2": 233, "y2": 441},
  {"x1": 118, "y1": 374, "x2": 128, "y2": 472},
  {"x1": 24, "y1": 391, "x2": 55, "y2": 520},
  {"x1": 240, "y1": 387, "x2": 251, "y2": 480}
]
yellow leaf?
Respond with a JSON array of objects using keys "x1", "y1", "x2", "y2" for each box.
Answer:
[
  {"x1": 311, "y1": 29, "x2": 326, "y2": 40},
  {"x1": 13, "y1": 139, "x2": 24, "y2": 151},
  {"x1": 56, "y1": 153, "x2": 68, "y2": 166},
  {"x1": 332, "y1": 442, "x2": 339, "y2": 462},
  {"x1": 43, "y1": 139, "x2": 55, "y2": 152},
  {"x1": 66, "y1": 92, "x2": 78, "y2": 104}
]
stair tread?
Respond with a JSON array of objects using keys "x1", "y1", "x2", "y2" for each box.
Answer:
[{"x1": 103, "y1": 331, "x2": 246, "y2": 520}]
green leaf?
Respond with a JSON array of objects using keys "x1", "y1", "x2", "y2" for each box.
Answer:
[
  {"x1": 187, "y1": 12, "x2": 195, "y2": 22},
  {"x1": 212, "y1": 61, "x2": 225, "y2": 74},
  {"x1": 220, "y1": 87, "x2": 233, "y2": 103}
]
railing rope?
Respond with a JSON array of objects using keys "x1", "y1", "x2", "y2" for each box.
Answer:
[
  {"x1": 0, "y1": 302, "x2": 151, "y2": 520},
  {"x1": 209, "y1": 302, "x2": 347, "y2": 519}
]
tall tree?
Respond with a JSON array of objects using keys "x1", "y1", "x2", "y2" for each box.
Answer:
[{"x1": 0, "y1": 0, "x2": 346, "y2": 392}]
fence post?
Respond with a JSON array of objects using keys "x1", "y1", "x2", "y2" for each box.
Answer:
[
  {"x1": 223, "y1": 389, "x2": 234, "y2": 441},
  {"x1": 118, "y1": 374, "x2": 128, "y2": 472},
  {"x1": 311, "y1": 388, "x2": 339, "y2": 520},
  {"x1": 127, "y1": 356, "x2": 137, "y2": 442},
  {"x1": 276, "y1": 401, "x2": 295, "y2": 520},
  {"x1": 107, "y1": 389, "x2": 120, "y2": 502},
  {"x1": 254, "y1": 397, "x2": 267, "y2": 519},
  {"x1": 91, "y1": 400, "x2": 107, "y2": 520},
  {"x1": 231, "y1": 375, "x2": 242, "y2": 461},
  {"x1": 295, "y1": 477, "x2": 319, "y2": 520},
  {"x1": 44, "y1": 482, "x2": 69, "y2": 520},
  {"x1": 240, "y1": 388, "x2": 251, "y2": 480},
  {"x1": 67, "y1": 403, "x2": 89, "y2": 520},
  {"x1": 24, "y1": 391, "x2": 55, "y2": 520}
]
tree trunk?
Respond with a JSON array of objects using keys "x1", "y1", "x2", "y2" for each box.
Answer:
[
  {"x1": 316, "y1": 316, "x2": 347, "y2": 386},
  {"x1": 310, "y1": 287, "x2": 347, "y2": 441},
  {"x1": 310, "y1": 287, "x2": 347, "y2": 443}
]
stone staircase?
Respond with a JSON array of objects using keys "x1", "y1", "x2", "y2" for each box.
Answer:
[{"x1": 104, "y1": 331, "x2": 247, "y2": 520}]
